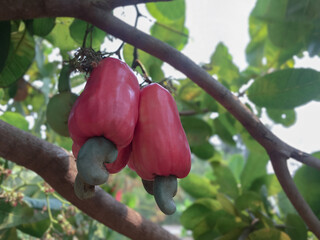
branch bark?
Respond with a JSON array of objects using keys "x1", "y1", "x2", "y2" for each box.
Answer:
[
  {"x1": 270, "y1": 154, "x2": 320, "y2": 236},
  {"x1": 0, "y1": 120, "x2": 178, "y2": 240},
  {"x1": 0, "y1": 0, "x2": 320, "y2": 238}
]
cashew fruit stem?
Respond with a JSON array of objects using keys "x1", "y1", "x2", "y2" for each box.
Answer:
[
  {"x1": 142, "y1": 179, "x2": 154, "y2": 195},
  {"x1": 77, "y1": 137, "x2": 118, "y2": 185},
  {"x1": 74, "y1": 174, "x2": 95, "y2": 200},
  {"x1": 153, "y1": 175, "x2": 177, "y2": 215}
]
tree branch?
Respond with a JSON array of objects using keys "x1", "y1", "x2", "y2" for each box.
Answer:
[
  {"x1": 108, "y1": 0, "x2": 172, "y2": 9},
  {"x1": 0, "y1": 120, "x2": 178, "y2": 240},
  {"x1": 290, "y1": 149, "x2": 320, "y2": 171},
  {"x1": 270, "y1": 153, "x2": 320, "y2": 237}
]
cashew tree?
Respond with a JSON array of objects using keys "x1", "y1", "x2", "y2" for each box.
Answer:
[{"x1": 0, "y1": 0, "x2": 320, "y2": 239}]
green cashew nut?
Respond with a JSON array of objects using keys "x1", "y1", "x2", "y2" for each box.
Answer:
[
  {"x1": 154, "y1": 175, "x2": 177, "y2": 215},
  {"x1": 74, "y1": 174, "x2": 95, "y2": 200},
  {"x1": 142, "y1": 179, "x2": 154, "y2": 195},
  {"x1": 77, "y1": 137, "x2": 118, "y2": 186}
]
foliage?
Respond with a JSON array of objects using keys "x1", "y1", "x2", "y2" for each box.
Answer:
[{"x1": 0, "y1": 0, "x2": 320, "y2": 239}]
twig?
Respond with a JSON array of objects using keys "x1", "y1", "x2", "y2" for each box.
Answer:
[{"x1": 270, "y1": 153, "x2": 320, "y2": 238}]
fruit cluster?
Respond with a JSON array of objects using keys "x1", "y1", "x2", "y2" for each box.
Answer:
[{"x1": 48, "y1": 57, "x2": 191, "y2": 215}]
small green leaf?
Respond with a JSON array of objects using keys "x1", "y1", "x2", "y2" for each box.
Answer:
[
  {"x1": 235, "y1": 191, "x2": 262, "y2": 211},
  {"x1": 266, "y1": 108, "x2": 296, "y2": 127},
  {"x1": 285, "y1": 213, "x2": 307, "y2": 240},
  {"x1": 178, "y1": 79, "x2": 204, "y2": 102},
  {"x1": 17, "y1": 218, "x2": 50, "y2": 238},
  {"x1": 211, "y1": 162, "x2": 239, "y2": 199},
  {"x1": 123, "y1": 44, "x2": 164, "y2": 81},
  {"x1": 45, "y1": 18, "x2": 78, "y2": 54},
  {"x1": 0, "y1": 89, "x2": 4, "y2": 101},
  {"x1": 146, "y1": 0, "x2": 185, "y2": 24},
  {"x1": 201, "y1": 92, "x2": 218, "y2": 112},
  {"x1": 0, "y1": 21, "x2": 11, "y2": 73},
  {"x1": 0, "y1": 200, "x2": 49, "y2": 231},
  {"x1": 240, "y1": 150, "x2": 269, "y2": 190},
  {"x1": 247, "y1": 228, "x2": 291, "y2": 240},
  {"x1": 0, "y1": 112, "x2": 29, "y2": 131},
  {"x1": 32, "y1": 18, "x2": 56, "y2": 37},
  {"x1": 247, "y1": 68, "x2": 320, "y2": 109},
  {"x1": 181, "y1": 203, "x2": 214, "y2": 230},
  {"x1": 216, "y1": 193, "x2": 237, "y2": 216},
  {"x1": 208, "y1": 43, "x2": 240, "y2": 91},
  {"x1": 69, "y1": 19, "x2": 106, "y2": 49},
  {"x1": 250, "y1": 174, "x2": 282, "y2": 196},
  {"x1": 191, "y1": 141, "x2": 215, "y2": 160},
  {"x1": 227, "y1": 154, "x2": 245, "y2": 183},
  {"x1": 0, "y1": 228, "x2": 18, "y2": 240},
  {"x1": 181, "y1": 116, "x2": 212, "y2": 146},
  {"x1": 180, "y1": 173, "x2": 217, "y2": 199},
  {"x1": 150, "y1": 21, "x2": 188, "y2": 51},
  {"x1": 0, "y1": 31, "x2": 35, "y2": 88},
  {"x1": 213, "y1": 116, "x2": 236, "y2": 146}
]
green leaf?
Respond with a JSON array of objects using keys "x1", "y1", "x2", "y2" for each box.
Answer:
[
  {"x1": 216, "y1": 228, "x2": 245, "y2": 240},
  {"x1": 32, "y1": 18, "x2": 56, "y2": 37},
  {"x1": 266, "y1": 108, "x2": 296, "y2": 127},
  {"x1": 211, "y1": 162, "x2": 239, "y2": 199},
  {"x1": 227, "y1": 154, "x2": 245, "y2": 183},
  {"x1": 0, "y1": 200, "x2": 49, "y2": 231},
  {"x1": 0, "y1": 228, "x2": 18, "y2": 240},
  {"x1": 123, "y1": 44, "x2": 164, "y2": 81},
  {"x1": 69, "y1": 19, "x2": 106, "y2": 49},
  {"x1": 235, "y1": 191, "x2": 262, "y2": 211},
  {"x1": 294, "y1": 164, "x2": 320, "y2": 218},
  {"x1": 249, "y1": 174, "x2": 282, "y2": 196},
  {"x1": 0, "y1": 21, "x2": 11, "y2": 73},
  {"x1": 247, "y1": 228, "x2": 291, "y2": 240},
  {"x1": 268, "y1": 20, "x2": 311, "y2": 48},
  {"x1": 180, "y1": 173, "x2": 217, "y2": 199},
  {"x1": 181, "y1": 202, "x2": 216, "y2": 230},
  {"x1": 245, "y1": 16, "x2": 267, "y2": 66},
  {"x1": 207, "y1": 43, "x2": 240, "y2": 91},
  {"x1": 178, "y1": 79, "x2": 204, "y2": 102},
  {"x1": 213, "y1": 115, "x2": 236, "y2": 146},
  {"x1": 150, "y1": 21, "x2": 188, "y2": 51},
  {"x1": 0, "y1": 30, "x2": 35, "y2": 88},
  {"x1": 0, "y1": 112, "x2": 29, "y2": 131},
  {"x1": 17, "y1": 218, "x2": 50, "y2": 238},
  {"x1": 248, "y1": 68, "x2": 320, "y2": 109},
  {"x1": 45, "y1": 17, "x2": 78, "y2": 55},
  {"x1": 285, "y1": 213, "x2": 307, "y2": 240},
  {"x1": 146, "y1": 0, "x2": 185, "y2": 24},
  {"x1": 240, "y1": 135, "x2": 269, "y2": 190},
  {"x1": 181, "y1": 116, "x2": 212, "y2": 147},
  {"x1": 201, "y1": 92, "x2": 218, "y2": 112},
  {"x1": 216, "y1": 193, "x2": 237, "y2": 216},
  {"x1": 191, "y1": 141, "x2": 215, "y2": 160},
  {"x1": 0, "y1": 89, "x2": 4, "y2": 101}
]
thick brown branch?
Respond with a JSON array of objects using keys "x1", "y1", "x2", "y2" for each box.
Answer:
[
  {"x1": 0, "y1": 120, "x2": 178, "y2": 240},
  {"x1": 290, "y1": 149, "x2": 320, "y2": 171},
  {"x1": 270, "y1": 154, "x2": 320, "y2": 238},
  {"x1": 109, "y1": 0, "x2": 172, "y2": 9}
]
